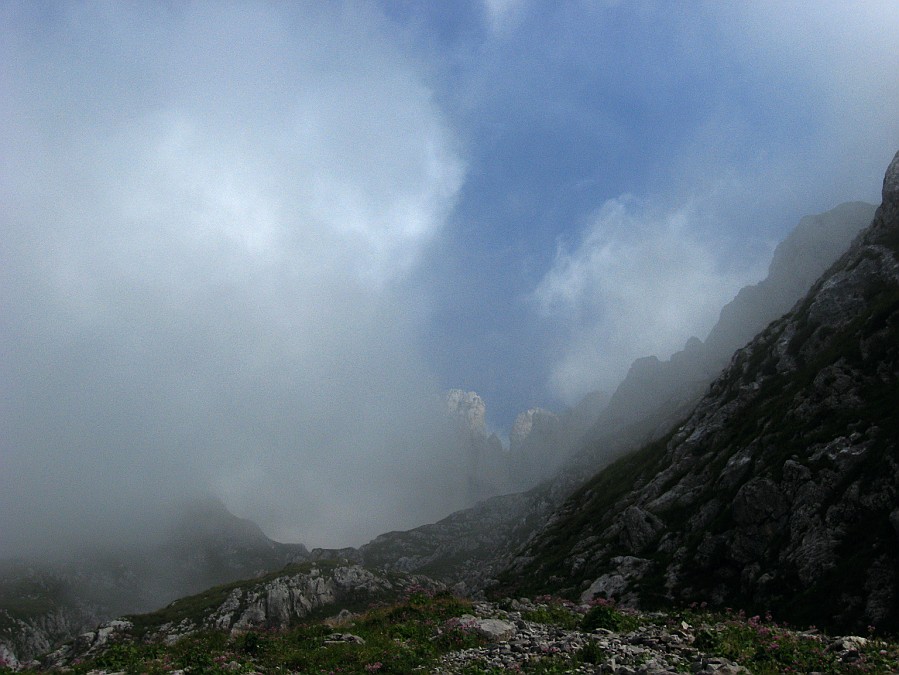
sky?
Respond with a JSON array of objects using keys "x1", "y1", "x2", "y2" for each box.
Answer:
[{"x1": 2, "y1": 0, "x2": 899, "y2": 553}]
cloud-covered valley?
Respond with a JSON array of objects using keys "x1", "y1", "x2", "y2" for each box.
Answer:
[
  {"x1": 2, "y1": 0, "x2": 898, "y2": 556},
  {"x1": 1, "y1": 2, "x2": 463, "y2": 553}
]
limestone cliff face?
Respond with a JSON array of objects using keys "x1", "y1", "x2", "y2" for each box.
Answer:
[
  {"x1": 0, "y1": 600, "x2": 102, "y2": 670},
  {"x1": 440, "y1": 389, "x2": 510, "y2": 504},
  {"x1": 444, "y1": 389, "x2": 488, "y2": 435},
  {"x1": 500, "y1": 151, "x2": 899, "y2": 633}
]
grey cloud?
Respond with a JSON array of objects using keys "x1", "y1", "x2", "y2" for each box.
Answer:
[
  {"x1": 533, "y1": 195, "x2": 764, "y2": 404},
  {"x1": 0, "y1": 2, "x2": 463, "y2": 555}
]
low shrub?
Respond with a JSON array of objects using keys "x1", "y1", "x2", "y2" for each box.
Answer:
[{"x1": 581, "y1": 601, "x2": 640, "y2": 633}]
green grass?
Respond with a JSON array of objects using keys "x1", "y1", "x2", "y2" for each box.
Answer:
[{"x1": 581, "y1": 602, "x2": 641, "y2": 633}]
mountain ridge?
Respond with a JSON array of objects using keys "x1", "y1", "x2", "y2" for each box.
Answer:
[{"x1": 570, "y1": 200, "x2": 877, "y2": 469}]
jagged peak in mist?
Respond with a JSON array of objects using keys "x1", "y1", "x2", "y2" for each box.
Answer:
[
  {"x1": 443, "y1": 389, "x2": 488, "y2": 435},
  {"x1": 509, "y1": 408, "x2": 559, "y2": 448}
]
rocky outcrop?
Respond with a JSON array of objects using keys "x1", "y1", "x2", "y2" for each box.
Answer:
[
  {"x1": 499, "y1": 151, "x2": 899, "y2": 633},
  {"x1": 0, "y1": 605, "x2": 103, "y2": 670},
  {"x1": 360, "y1": 487, "x2": 562, "y2": 590},
  {"x1": 884, "y1": 150, "x2": 899, "y2": 202},
  {"x1": 440, "y1": 389, "x2": 511, "y2": 504},
  {"x1": 438, "y1": 387, "x2": 602, "y2": 505},
  {"x1": 433, "y1": 598, "x2": 875, "y2": 674},
  {"x1": 29, "y1": 593, "x2": 888, "y2": 674},
  {"x1": 445, "y1": 389, "x2": 489, "y2": 435},
  {"x1": 43, "y1": 620, "x2": 134, "y2": 668},
  {"x1": 42, "y1": 563, "x2": 443, "y2": 669},
  {"x1": 510, "y1": 408, "x2": 557, "y2": 448}
]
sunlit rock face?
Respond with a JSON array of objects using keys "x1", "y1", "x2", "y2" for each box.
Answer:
[
  {"x1": 444, "y1": 389, "x2": 488, "y2": 435},
  {"x1": 501, "y1": 151, "x2": 899, "y2": 634},
  {"x1": 510, "y1": 408, "x2": 558, "y2": 447},
  {"x1": 442, "y1": 389, "x2": 608, "y2": 498},
  {"x1": 441, "y1": 389, "x2": 511, "y2": 504}
]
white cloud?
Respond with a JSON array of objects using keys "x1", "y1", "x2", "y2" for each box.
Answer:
[
  {"x1": 530, "y1": 1, "x2": 899, "y2": 408},
  {"x1": 482, "y1": 0, "x2": 527, "y2": 33},
  {"x1": 0, "y1": 2, "x2": 464, "y2": 552},
  {"x1": 534, "y1": 195, "x2": 761, "y2": 404},
  {"x1": 709, "y1": 1, "x2": 899, "y2": 195}
]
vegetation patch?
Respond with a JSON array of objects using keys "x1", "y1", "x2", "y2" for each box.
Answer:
[
  {"x1": 581, "y1": 600, "x2": 641, "y2": 633},
  {"x1": 519, "y1": 596, "x2": 582, "y2": 631},
  {"x1": 6, "y1": 594, "x2": 899, "y2": 673},
  {"x1": 685, "y1": 609, "x2": 899, "y2": 675},
  {"x1": 3, "y1": 591, "x2": 483, "y2": 675}
]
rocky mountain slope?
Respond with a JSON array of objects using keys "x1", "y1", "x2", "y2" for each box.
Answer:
[
  {"x1": 23, "y1": 573, "x2": 899, "y2": 674},
  {"x1": 38, "y1": 561, "x2": 444, "y2": 670},
  {"x1": 351, "y1": 200, "x2": 876, "y2": 592},
  {"x1": 497, "y1": 150, "x2": 899, "y2": 634}
]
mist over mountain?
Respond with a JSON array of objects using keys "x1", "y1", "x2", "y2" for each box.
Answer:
[
  {"x1": 4, "y1": 168, "x2": 898, "y2": 665},
  {"x1": 0, "y1": 497, "x2": 308, "y2": 664},
  {"x1": 336, "y1": 196, "x2": 882, "y2": 596},
  {"x1": 4, "y1": 3, "x2": 899, "y2": 669},
  {"x1": 570, "y1": 201, "x2": 877, "y2": 469},
  {"x1": 3, "y1": 2, "x2": 898, "y2": 558}
]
